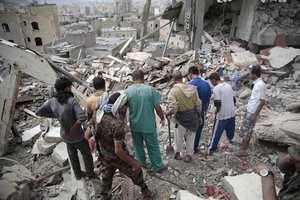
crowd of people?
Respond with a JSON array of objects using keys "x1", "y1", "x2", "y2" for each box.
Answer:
[{"x1": 35, "y1": 65, "x2": 300, "y2": 200}]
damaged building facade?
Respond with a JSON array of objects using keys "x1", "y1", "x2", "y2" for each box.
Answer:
[{"x1": 0, "y1": 3, "x2": 61, "y2": 53}]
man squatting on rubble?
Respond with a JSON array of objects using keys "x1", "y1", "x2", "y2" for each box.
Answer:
[
  {"x1": 207, "y1": 72, "x2": 236, "y2": 155},
  {"x1": 124, "y1": 69, "x2": 167, "y2": 172},
  {"x1": 237, "y1": 65, "x2": 267, "y2": 157},
  {"x1": 35, "y1": 77, "x2": 95, "y2": 180},
  {"x1": 85, "y1": 92, "x2": 156, "y2": 200},
  {"x1": 188, "y1": 66, "x2": 212, "y2": 154},
  {"x1": 166, "y1": 70, "x2": 202, "y2": 162},
  {"x1": 256, "y1": 145, "x2": 300, "y2": 200}
]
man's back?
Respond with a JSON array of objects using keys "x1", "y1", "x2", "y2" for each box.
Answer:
[
  {"x1": 189, "y1": 77, "x2": 211, "y2": 110},
  {"x1": 125, "y1": 84, "x2": 160, "y2": 133},
  {"x1": 86, "y1": 91, "x2": 105, "y2": 114},
  {"x1": 97, "y1": 113, "x2": 128, "y2": 160},
  {"x1": 213, "y1": 82, "x2": 235, "y2": 120}
]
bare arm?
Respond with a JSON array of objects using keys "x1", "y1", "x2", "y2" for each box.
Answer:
[
  {"x1": 255, "y1": 163, "x2": 277, "y2": 200},
  {"x1": 251, "y1": 99, "x2": 265, "y2": 123},
  {"x1": 205, "y1": 101, "x2": 210, "y2": 113},
  {"x1": 115, "y1": 141, "x2": 141, "y2": 172},
  {"x1": 88, "y1": 112, "x2": 93, "y2": 121},
  {"x1": 154, "y1": 104, "x2": 164, "y2": 121}
]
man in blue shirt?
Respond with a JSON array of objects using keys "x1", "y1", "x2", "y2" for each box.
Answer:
[{"x1": 188, "y1": 66, "x2": 212, "y2": 154}]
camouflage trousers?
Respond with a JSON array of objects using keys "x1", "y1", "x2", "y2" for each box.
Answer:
[{"x1": 100, "y1": 158, "x2": 147, "y2": 200}]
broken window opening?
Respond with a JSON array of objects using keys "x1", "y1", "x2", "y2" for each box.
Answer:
[
  {"x1": 23, "y1": 21, "x2": 27, "y2": 26},
  {"x1": 31, "y1": 22, "x2": 39, "y2": 31},
  {"x1": 2, "y1": 23, "x2": 10, "y2": 32},
  {"x1": 27, "y1": 37, "x2": 31, "y2": 42},
  {"x1": 35, "y1": 37, "x2": 43, "y2": 46}
]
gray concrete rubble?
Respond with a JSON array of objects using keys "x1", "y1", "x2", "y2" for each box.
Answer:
[
  {"x1": 0, "y1": 1, "x2": 300, "y2": 199},
  {"x1": 51, "y1": 142, "x2": 69, "y2": 167},
  {"x1": 0, "y1": 165, "x2": 34, "y2": 199},
  {"x1": 222, "y1": 173, "x2": 279, "y2": 200}
]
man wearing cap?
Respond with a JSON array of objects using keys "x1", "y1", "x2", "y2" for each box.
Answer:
[
  {"x1": 165, "y1": 70, "x2": 202, "y2": 162},
  {"x1": 207, "y1": 72, "x2": 236, "y2": 155},
  {"x1": 236, "y1": 65, "x2": 267, "y2": 156},
  {"x1": 255, "y1": 145, "x2": 300, "y2": 200}
]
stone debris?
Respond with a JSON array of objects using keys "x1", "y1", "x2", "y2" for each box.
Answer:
[
  {"x1": 222, "y1": 173, "x2": 279, "y2": 200},
  {"x1": 1, "y1": 1, "x2": 300, "y2": 200},
  {"x1": 51, "y1": 142, "x2": 69, "y2": 167}
]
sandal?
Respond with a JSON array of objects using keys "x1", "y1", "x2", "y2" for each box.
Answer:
[
  {"x1": 184, "y1": 155, "x2": 192, "y2": 163},
  {"x1": 142, "y1": 189, "x2": 157, "y2": 199},
  {"x1": 174, "y1": 152, "x2": 182, "y2": 160}
]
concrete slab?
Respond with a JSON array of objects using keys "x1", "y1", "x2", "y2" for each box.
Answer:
[
  {"x1": 231, "y1": 51, "x2": 259, "y2": 67},
  {"x1": 177, "y1": 190, "x2": 213, "y2": 200},
  {"x1": 0, "y1": 180, "x2": 19, "y2": 200},
  {"x1": 21, "y1": 125, "x2": 42, "y2": 145},
  {"x1": 222, "y1": 173, "x2": 279, "y2": 200},
  {"x1": 280, "y1": 120, "x2": 300, "y2": 141},
  {"x1": 255, "y1": 112, "x2": 300, "y2": 145},
  {"x1": 37, "y1": 137, "x2": 57, "y2": 155},
  {"x1": 3, "y1": 164, "x2": 35, "y2": 182},
  {"x1": 266, "y1": 47, "x2": 300, "y2": 69},
  {"x1": 44, "y1": 126, "x2": 62, "y2": 143},
  {"x1": 51, "y1": 142, "x2": 69, "y2": 167}
]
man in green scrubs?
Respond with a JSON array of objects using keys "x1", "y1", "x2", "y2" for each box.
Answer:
[{"x1": 125, "y1": 69, "x2": 166, "y2": 173}]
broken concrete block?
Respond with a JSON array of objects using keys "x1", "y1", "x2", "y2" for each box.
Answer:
[
  {"x1": 0, "y1": 180, "x2": 19, "y2": 200},
  {"x1": 177, "y1": 190, "x2": 209, "y2": 200},
  {"x1": 2, "y1": 165, "x2": 35, "y2": 184},
  {"x1": 231, "y1": 51, "x2": 259, "y2": 67},
  {"x1": 239, "y1": 88, "x2": 252, "y2": 99},
  {"x1": 265, "y1": 47, "x2": 300, "y2": 69},
  {"x1": 51, "y1": 142, "x2": 69, "y2": 167},
  {"x1": 44, "y1": 126, "x2": 62, "y2": 143},
  {"x1": 292, "y1": 62, "x2": 300, "y2": 71},
  {"x1": 293, "y1": 71, "x2": 300, "y2": 82},
  {"x1": 280, "y1": 121, "x2": 300, "y2": 141},
  {"x1": 21, "y1": 125, "x2": 42, "y2": 145},
  {"x1": 285, "y1": 102, "x2": 300, "y2": 113},
  {"x1": 51, "y1": 192, "x2": 74, "y2": 200},
  {"x1": 222, "y1": 173, "x2": 279, "y2": 200},
  {"x1": 37, "y1": 137, "x2": 57, "y2": 155}
]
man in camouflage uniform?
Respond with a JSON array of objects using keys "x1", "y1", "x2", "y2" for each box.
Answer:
[
  {"x1": 255, "y1": 145, "x2": 300, "y2": 200},
  {"x1": 90, "y1": 92, "x2": 156, "y2": 200}
]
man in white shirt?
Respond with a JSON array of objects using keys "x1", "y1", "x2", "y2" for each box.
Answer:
[
  {"x1": 207, "y1": 73, "x2": 236, "y2": 155},
  {"x1": 236, "y1": 65, "x2": 267, "y2": 157}
]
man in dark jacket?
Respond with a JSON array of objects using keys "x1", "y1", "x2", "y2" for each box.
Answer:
[{"x1": 36, "y1": 77, "x2": 95, "y2": 180}]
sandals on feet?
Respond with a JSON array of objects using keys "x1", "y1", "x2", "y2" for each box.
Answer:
[{"x1": 174, "y1": 152, "x2": 182, "y2": 160}]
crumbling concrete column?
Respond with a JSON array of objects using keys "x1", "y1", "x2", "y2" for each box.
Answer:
[
  {"x1": 192, "y1": 0, "x2": 205, "y2": 50},
  {"x1": 236, "y1": 0, "x2": 259, "y2": 41}
]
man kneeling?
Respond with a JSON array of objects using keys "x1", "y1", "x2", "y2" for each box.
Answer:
[{"x1": 86, "y1": 92, "x2": 156, "y2": 200}]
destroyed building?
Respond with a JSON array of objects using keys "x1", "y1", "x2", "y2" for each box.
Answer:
[{"x1": 0, "y1": 3, "x2": 61, "y2": 54}]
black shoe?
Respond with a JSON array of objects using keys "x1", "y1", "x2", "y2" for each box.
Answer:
[
  {"x1": 194, "y1": 149, "x2": 199, "y2": 154},
  {"x1": 75, "y1": 171, "x2": 85, "y2": 180}
]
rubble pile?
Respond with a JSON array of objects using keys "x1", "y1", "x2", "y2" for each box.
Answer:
[
  {"x1": 2, "y1": 37, "x2": 300, "y2": 200},
  {"x1": 254, "y1": 0, "x2": 300, "y2": 36}
]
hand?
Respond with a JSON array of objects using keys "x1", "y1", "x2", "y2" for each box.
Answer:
[
  {"x1": 251, "y1": 114, "x2": 257, "y2": 124},
  {"x1": 160, "y1": 119, "x2": 166, "y2": 127},
  {"x1": 132, "y1": 162, "x2": 142, "y2": 172},
  {"x1": 84, "y1": 127, "x2": 92, "y2": 140},
  {"x1": 198, "y1": 117, "x2": 202, "y2": 127},
  {"x1": 70, "y1": 122, "x2": 81, "y2": 134},
  {"x1": 255, "y1": 163, "x2": 271, "y2": 174}
]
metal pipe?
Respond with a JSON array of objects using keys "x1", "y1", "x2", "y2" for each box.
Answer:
[
  {"x1": 46, "y1": 58, "x2": 92, "y2": 90},
  {"x1": 132, "y1": 21, "x2": 172, "y2": 48}
]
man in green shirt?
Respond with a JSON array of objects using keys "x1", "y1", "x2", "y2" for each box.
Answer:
[{"x1": 125, "y1": 69, "x2": 166, "y2": 173}]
